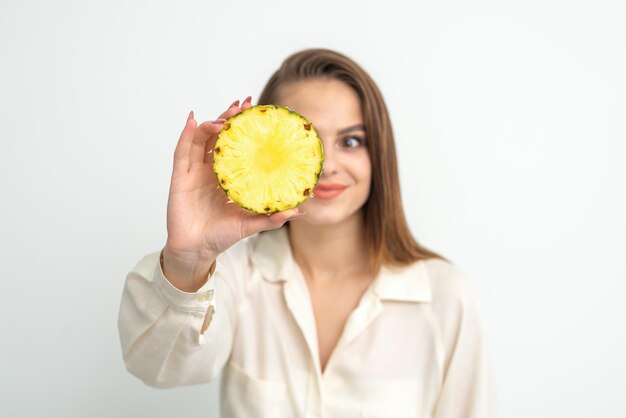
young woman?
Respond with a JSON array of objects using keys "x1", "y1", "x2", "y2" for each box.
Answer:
[{"x1": 119, "y1": 49, "x2": 493, "y2": 418}]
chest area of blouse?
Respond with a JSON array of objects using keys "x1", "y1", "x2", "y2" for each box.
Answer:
[
  {"x1": 306, "y1": 276, "x2": 373, "y2": 372},
  {"x1": 229, "y1": 275, "x2": 443, "y2": 378},
  {"x1": 226, "y1": 278, "x2": 443, "y2": 417}
]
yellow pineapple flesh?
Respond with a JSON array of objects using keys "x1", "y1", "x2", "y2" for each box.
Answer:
[{"x1": 213, "y1": 105, "x2": 323, "y2": 214}]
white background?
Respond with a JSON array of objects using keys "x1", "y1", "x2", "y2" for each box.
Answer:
[{"x1": 1, "y1": 0, "x2": 624, "y2": 417}]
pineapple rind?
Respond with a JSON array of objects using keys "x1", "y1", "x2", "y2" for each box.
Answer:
[{"x1": 213, "y1": 105, "x2": 323, "y2": 214}]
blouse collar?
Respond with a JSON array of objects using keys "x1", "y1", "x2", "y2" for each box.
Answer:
[{"x1": 248, "y1": 228, "x2": 432, "y2": 303}]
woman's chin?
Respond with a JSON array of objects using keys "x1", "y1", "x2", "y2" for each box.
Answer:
[
  {"x1": 292, "y1": 214, "x2": 341, "y2": 227},
  {"x1": 291, "y1": 202, "x2": 361, "y2": 227}
]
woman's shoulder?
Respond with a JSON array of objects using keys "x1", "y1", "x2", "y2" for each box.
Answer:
[{"x1": 418, "y1": 258, "x2": 480, "y2": 309}]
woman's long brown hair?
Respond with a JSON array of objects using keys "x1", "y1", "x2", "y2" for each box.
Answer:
[{"x1": 259, "y1": 49, "x2": 446, "y2": 272}]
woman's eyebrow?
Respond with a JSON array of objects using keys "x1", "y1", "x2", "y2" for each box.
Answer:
[{"x1": 337, "y1": 124, "x2": 366, "y2": 135}]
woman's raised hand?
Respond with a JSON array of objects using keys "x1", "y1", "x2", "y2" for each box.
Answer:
[{"x1": 162, "y1": 97, "x2": 304, "y2": 291}]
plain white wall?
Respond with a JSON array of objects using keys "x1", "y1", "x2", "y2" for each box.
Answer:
[{"x1": 1, "y1": 0, "x2": 624, "y2": 417}]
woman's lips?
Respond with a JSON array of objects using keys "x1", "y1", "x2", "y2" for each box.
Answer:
[{"x1": 313, "y1": 184, "x2": 347, "y2": 199}]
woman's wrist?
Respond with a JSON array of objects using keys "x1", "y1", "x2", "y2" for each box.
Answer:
[{"x1": 161, "y1": 246, "x2": 217, "y2": 292}]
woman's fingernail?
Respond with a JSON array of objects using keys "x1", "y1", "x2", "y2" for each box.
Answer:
[
  {"x1": 188, "y1": 110, "x2": 194, "y2": 120},
  {"x1": 243, "y1": 96, "x2": 252, "y2": 105},
  {"x1": 229, "y1": 100, "x2": 240, "y2": 109}
]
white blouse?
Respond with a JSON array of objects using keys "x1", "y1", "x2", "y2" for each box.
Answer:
[{"x1": 118, "y1": 228, "x2": 495, "y2": 418}]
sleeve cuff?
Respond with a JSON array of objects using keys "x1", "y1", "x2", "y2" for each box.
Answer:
[{"x1": 153, "y1": 256, "x2": 216, "y2": 312}]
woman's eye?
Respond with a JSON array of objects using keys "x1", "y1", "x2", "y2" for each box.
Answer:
[{"x1": 342, "y1": 136, "x2": 364, "y2": 148}]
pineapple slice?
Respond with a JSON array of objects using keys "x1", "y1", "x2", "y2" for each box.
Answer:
[{"x1": 213, "y1": 105, "x2": 324, "y2": 214}]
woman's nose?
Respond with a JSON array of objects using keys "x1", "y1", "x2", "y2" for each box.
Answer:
[{"x1": 320, "y1": 146, "x2": 337, "y2": 176}]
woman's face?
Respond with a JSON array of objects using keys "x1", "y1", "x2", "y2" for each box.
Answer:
[{"x1": 276, "y1": 78, "x2": 372, "y2": 226}]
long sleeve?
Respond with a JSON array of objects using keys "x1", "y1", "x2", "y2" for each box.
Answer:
[
  {"x1": 117, "y1": 241, "x2": 249, "y2": 388},
  {"x1": 430, "y1": 262, "x2": 497, "y2": 418}
]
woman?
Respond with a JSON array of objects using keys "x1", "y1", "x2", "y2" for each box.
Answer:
[{"x1": 119, "y1": 49, "x2": 493, "y2": 417}]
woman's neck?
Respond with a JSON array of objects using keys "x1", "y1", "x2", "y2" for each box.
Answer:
[{"x1": 287, "y1": 213, "x2": 370, "y2": 283}]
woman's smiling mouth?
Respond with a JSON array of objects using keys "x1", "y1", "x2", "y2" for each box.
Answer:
[{"x1": 313, "y1": 184, "x2": 348, "y2": 199}]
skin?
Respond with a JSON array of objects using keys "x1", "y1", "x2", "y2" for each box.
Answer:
[
  {"x1": 163, "y1": 79, "x2": 375, "y2": 372},
  {"x1": 277, "y1": 79, "x2": 375, "y2": 371}
]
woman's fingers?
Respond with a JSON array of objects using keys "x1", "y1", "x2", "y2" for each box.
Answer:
[
  {"x1": 188, "y1": 120, "x2": 225, "y2": 170},
  {"x1": 200, "y1": 97, "x2": 254, "y2": 164},
  {"x1": 217, "y1": 96, "x2": 253, "y2": 120},
  {"x1": 217, "y1": 100, "x2": 242, "y2": 120},
  {"x1": 172, "y1": 111, "x2": 198, "y2": 174},
  {"x1": 241, "y1": 208, "x2": 306, "y2": 237},
  {"x1": 176, "y1": 97, "x2": 254, "y2": 172},
  {"x1": 241, "y1": 96, "x2": 253, "y2": 111}
]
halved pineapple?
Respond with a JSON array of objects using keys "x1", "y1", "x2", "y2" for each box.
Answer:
[{"x1": 212, "y1": 105, "x2": 324, "y2": 214}]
